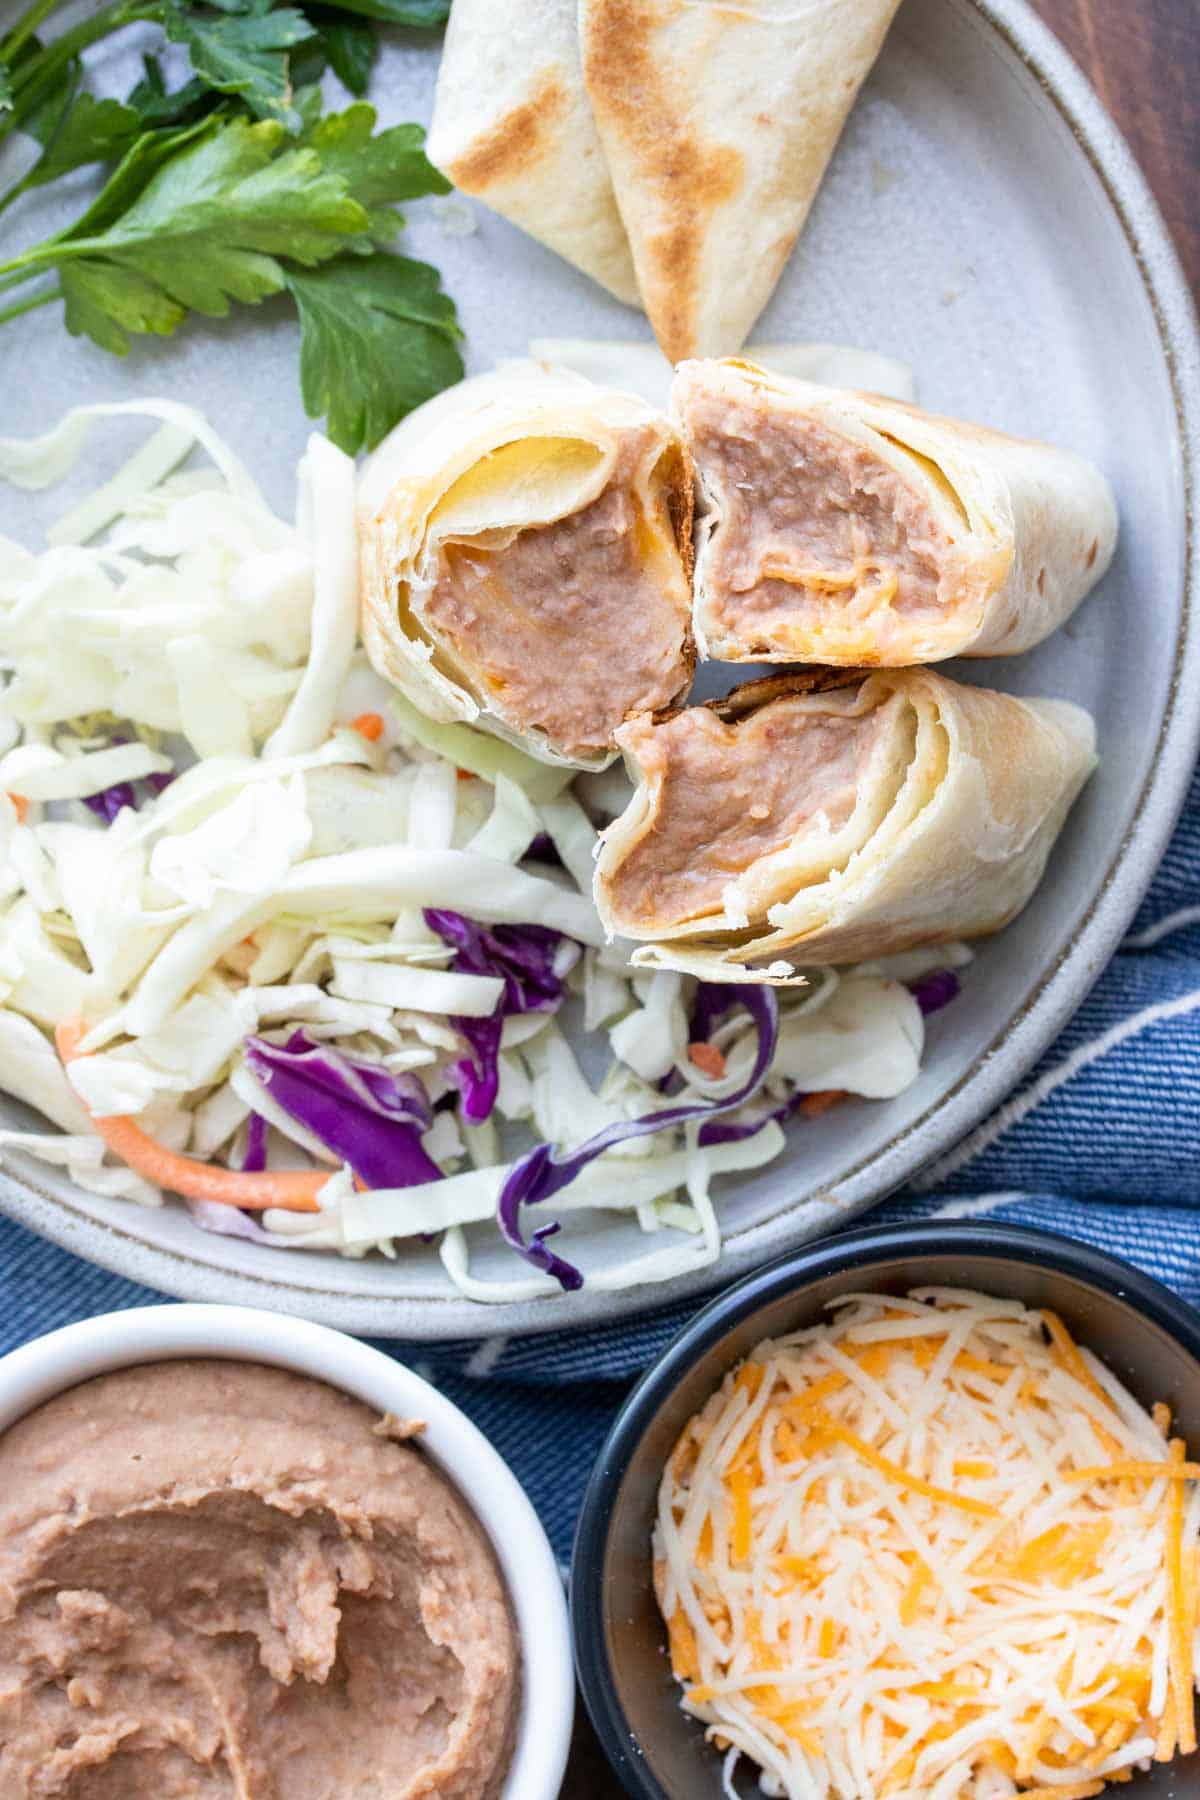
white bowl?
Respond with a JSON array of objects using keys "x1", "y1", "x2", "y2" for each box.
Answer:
[{"x1": 0, "y1": 1303, "x2": 574, "y2": 1800}]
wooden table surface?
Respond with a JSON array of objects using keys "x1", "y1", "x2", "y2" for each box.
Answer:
[{"x1": 561, "y1": 3, "x2": 1199, "y2": 1793}]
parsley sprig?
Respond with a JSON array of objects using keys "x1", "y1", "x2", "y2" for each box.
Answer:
[{"x1": 0, "y1": 0, "x2": 462, "y2": 453}]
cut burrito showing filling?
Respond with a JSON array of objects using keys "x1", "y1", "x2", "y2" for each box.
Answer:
[
  {"x1": 359, "y1": 364, "x2": 695, "y2": 769},
  {"x1": 579, "y1": 0, "x2": 904, "y2": 361},
  {"x1": 426, "y1": 0, "x2": 639, "y2": 306},
  {"x1": 675, "y1": 359, "x2": 1118, "y2": 666},
  {"x1": 595, "y1": 669, "x2": 1097, "y2": 977}
]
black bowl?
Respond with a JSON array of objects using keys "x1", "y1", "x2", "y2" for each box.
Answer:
[{"x1": 571, "y1": 1221, "x2": 1200, "y2": 1799}]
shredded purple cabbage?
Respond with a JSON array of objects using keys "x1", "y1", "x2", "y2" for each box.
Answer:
[
  {"x1": 524, "y1": 832, "x2": 563, "y2": 866},
  {"x1": 689, "y1": 980, "x2": 740, "y2": 1048},
  {"x1": 186, "y1": 1198, "x2": 278, "y2": 1244},
  {"x1": 910, "y1": 968, "x2": 961, "y2": 1016},
  {"x1": 82, "y1": 782, "x2": 139, "y2": 824},
  {"x1": 697, "y1": 1088, "x2": 808, "y2": 1148},
  {"x1": 424, "y1": 909, "x2": 580, "y2": 1124},
  {"x1": 243, "y1": 1031, "x2": 442, "y2": 1189},
  {"x1": 241, "y1": 1111, "x2": 268, "y2": 1173},
  {"x1": 496, "y1": 984, "x2": 780, "y2": 1292},
  {"x1": 80, "y1": 731, "x2": 175, "y2": 824}
]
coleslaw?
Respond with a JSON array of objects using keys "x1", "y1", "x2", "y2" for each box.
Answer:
[{"x1": 0, "y1": 401, "x2": 962, "y2": 1302}]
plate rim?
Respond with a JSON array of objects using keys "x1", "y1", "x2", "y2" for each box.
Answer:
[{"x1": 2, "y1": 0, "x2": 1198, "y2": 1339}]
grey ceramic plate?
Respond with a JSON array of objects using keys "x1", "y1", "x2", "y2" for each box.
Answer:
[{"x1": 0, "y1": 0, "x2": 1197, "y2": 1338}]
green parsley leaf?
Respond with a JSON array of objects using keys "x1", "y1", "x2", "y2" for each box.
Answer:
[
  {"x1": 309, "y1": 12, "x2": 375, "y2": 95},
  {"x1": 24, "y1": 91, "x2": 143, "y2": 184},
  {"x1": 61, "y1": 259, "x2": 185, "y2": 353},
  {"x1": 300, "y1": 101, "x2": 448, "y2": 240},
  {"x1": 56, "y1": 118, "x2": 214, "y2": 240},
  {"x1": 160, "y1": 0, "x2": 318, "y2": 126},
  {"x1": 125, "y1": 54, "x2": 216, "y2": 129},
  {"x1": 308, "y1": 0, "x2": 447, "y2": 23},
  {"x1": 1, "y1": 32, "x2": 49, "y2": 125},
  {"x1": 46, "y1": 115, "x2": 366, "y2": 350},
  {"x1": 284, "y1": 251, "x2": 463, "y2": 453},
  {"x1": 286, "y1": 28, "x2": 328, "y2": 90}
]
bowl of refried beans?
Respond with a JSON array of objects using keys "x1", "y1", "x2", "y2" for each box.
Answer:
[{"x1": 0, "y1": 1303, "x2": 573, "y2": 1799}]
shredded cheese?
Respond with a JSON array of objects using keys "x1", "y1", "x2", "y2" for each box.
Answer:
[{"x1": 654, "y1": 1288, "x2": 1200, "y2": 1799}]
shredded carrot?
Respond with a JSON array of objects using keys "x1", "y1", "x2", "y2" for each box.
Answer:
[
  {"x1": 811, "y1": 1414, "x2": 1002, "y2": 1519},
  {"x1": 696, "y1": 1515, "x2": 713, "y2": 1567},
  {"x1": 56, "y1": 1020, "x2": 326, "y2": 1212},
  {"x1": 455, "y1": 767, "x2": 474, "y2": 781},
  {"x1": 817, "y1": 1617, "x2": 836, "y2": 1658},
  {"x1": 351, "y1": 711, "x2": 384, "y2": 741},
  {"x1": 1154, "y1": 1401, "x2": 1173, "y2": 1435},
  {"x1": 1165, "y1": 1436, "x2": 1197, "y2": 1754},
  {"x1": 687, "y1": 1040, "x2": 726, "y2": 1079},
  {"x1": 953, "y1": 1458, "x2": 995, "y2": 1478},
  {"x1": 1065, "y1": 1460, "x2": 1200, "y2": 1483},
  {"x1": 7, "y1": 792, "x2": 28, "y2": 822},
  {"x1": 798, "y1": 1088, "x2": 847, "y2": 1119}
]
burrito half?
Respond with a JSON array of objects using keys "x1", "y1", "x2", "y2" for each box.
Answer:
[
  {"x1": 595, "y1": 669, "x2": 1097, "y2": 976},
  {"x1": 427, "y1": 0, "x2": 639, "y2": 305},
  {"x1": 676, "y1": 359, "x2": 1118, "y2": 666},
  {"x1": 359, "y1": 364, "x2": 695, "y2": 770}
]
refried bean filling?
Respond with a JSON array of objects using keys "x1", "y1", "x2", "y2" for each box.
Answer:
[
  {"x1": 608, "y1": 698, "x2": 887, "y2": 926},
  {"x1": 422, "y1": 429, "x2": 691, "y2": 759},
  {"x1": 686, "y1": 394, "x2": 955, "y2": 650}
]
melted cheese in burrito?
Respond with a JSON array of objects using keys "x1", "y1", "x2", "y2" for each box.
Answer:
[
  {"x1": 595, "y1": 669, "x2": 1096, "y2": 977},
  {"x1": 359, "y1": 365, "x2": 695, "y2": 769},
  {"x1": 675, "y1": 359, "x2": 1117, "y2": 667}
]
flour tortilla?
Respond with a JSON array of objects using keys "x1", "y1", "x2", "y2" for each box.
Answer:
[
  {"x1": 579, "y1": 0, "x2": 904, "y2": 360},
  {"x1": 358, "y1": 363, "x2": 694, "y2": 771},
  {"x1": 427, "y1": 0, "x2": 639, "y2": 306},
  {"x1": 594, "y1": 669, "x2": 1097, "y2": 977},
  {"x1": 675, "y1": 358, "x2": 1118, "y2": 665}
]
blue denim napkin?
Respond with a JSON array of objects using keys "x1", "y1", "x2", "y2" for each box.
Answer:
[{"x1": 3, "y1": 759, "x2": 1200, "y2": 1564}]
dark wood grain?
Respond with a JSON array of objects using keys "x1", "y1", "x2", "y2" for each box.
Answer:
[{"x1": 560, "y1": 7, "x2": 1197, "y2": 1792}]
